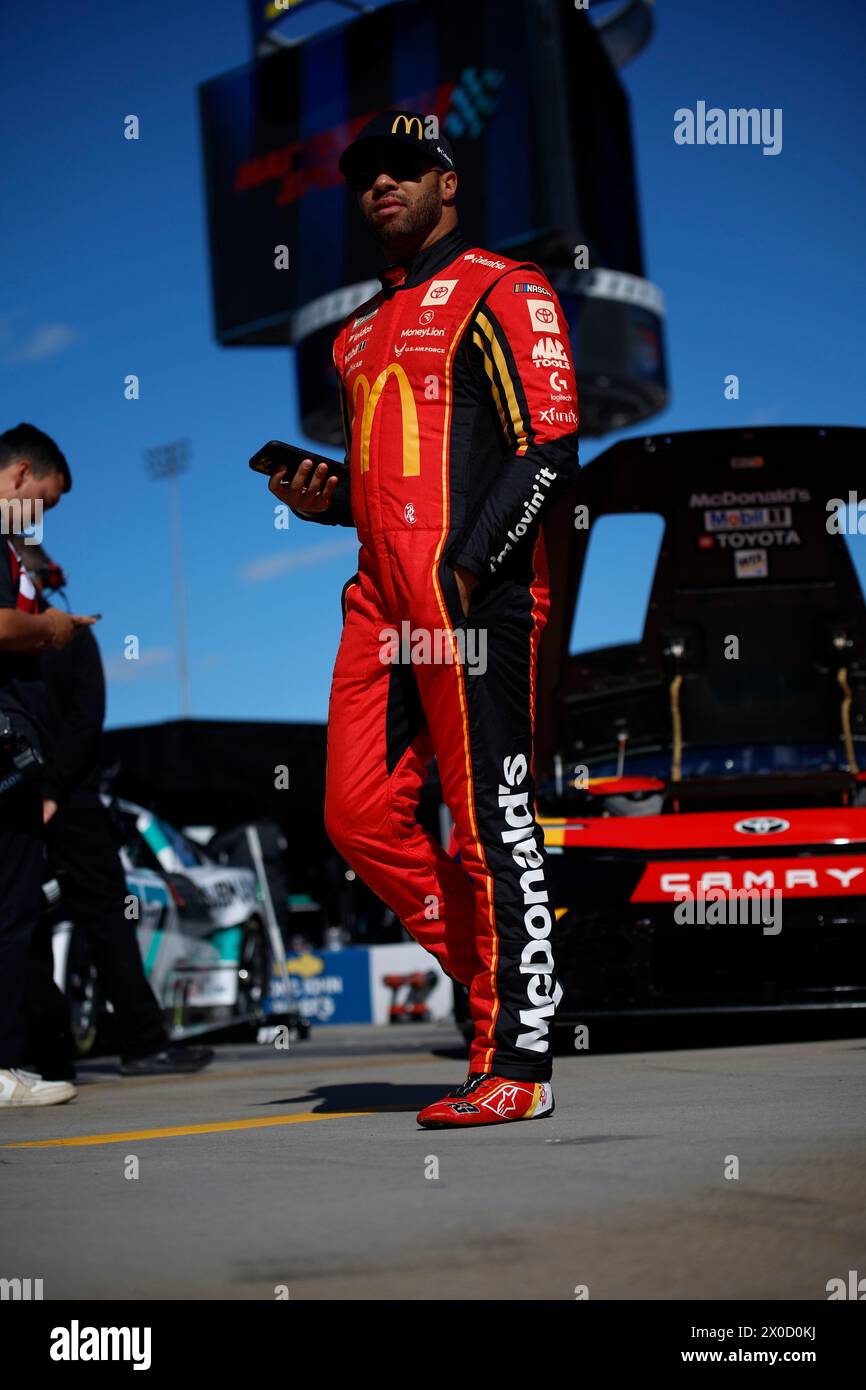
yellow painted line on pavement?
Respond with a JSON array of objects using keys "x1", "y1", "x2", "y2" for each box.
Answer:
[{"x1": 1, "y1": 1109, "x2": 373, "y2": 1149}]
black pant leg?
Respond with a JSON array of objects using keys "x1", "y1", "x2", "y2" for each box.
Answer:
[
  {"x1": 460, "y1": 579, "x2": 561, "y2": 1082},
  {"x1": 0, "y1": 787, "x2": 45, "y2": 1069},
  {"x1": 25, "y1": 911, "x2": 76, "y2": 1080},
  {"x1": 48, "y1": 803, "x2": 168, "y2": 1060}
]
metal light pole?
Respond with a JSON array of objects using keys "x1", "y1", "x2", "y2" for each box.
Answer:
[{"x1": 145, "y1": 439, "x2": 192, "y2": 718}]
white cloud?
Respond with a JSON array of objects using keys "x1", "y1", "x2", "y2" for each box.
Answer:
[
  {"x1": 104, "y1": 646, "x2": 173, "y2": 683},
  {"x1": 241, "y1": 535, "x2": 357, "y2": 584},
  {"x1": 4, "y1": 323, "x2": 80, "y2": 364}
]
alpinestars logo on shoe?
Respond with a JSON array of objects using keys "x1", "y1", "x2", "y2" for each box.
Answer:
[{"x1": 480, "y1": 1083, "x2": 522, "y2": 1117}]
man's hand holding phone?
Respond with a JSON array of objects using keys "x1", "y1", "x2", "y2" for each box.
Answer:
[
  {"x1": 43, "y1": 609, "x2": 99, "y2": 650},
  {"x1": 267, "y1": 457, "x2": 339, "y2": 517},
  {"x1": 251, "y1": 441, "x2": 341, "y2": 518}
]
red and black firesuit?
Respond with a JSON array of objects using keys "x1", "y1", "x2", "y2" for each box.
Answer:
[{"x1": 301, "y1": 226, "x2": 580, "y2": 1081}]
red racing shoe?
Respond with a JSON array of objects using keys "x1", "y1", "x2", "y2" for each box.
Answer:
[{"x1": 416, "y1": 1073, "x2": 554, "y2": 1129}]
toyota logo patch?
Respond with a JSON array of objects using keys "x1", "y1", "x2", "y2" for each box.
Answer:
[{"x1": 733, "y1": 816, "x2": 790, "y2": 835}]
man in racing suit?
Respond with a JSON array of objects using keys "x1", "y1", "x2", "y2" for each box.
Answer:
[{"x1": 269, "y1": 111, "x2": 580, "y2": 1128}]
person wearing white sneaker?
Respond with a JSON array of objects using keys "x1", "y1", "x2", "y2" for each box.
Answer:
[
  {"x1": 0, "y1": 1068, "x2": 76, "y2": 1106},
  {"x1": 0, "y1": 425, "x2": 93, "y2": 1102}
]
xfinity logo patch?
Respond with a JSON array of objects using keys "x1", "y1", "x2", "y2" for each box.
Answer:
[
  {"x1": 734, "y1": 816, "x2": 790, "y2": 835},
  {"x1": 538, "y1": 407, "x2": 578, "y2": 427}
]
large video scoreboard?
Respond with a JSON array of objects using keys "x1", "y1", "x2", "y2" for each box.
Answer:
[{"x1": 200, "y1": 0, "x2": 668, "y2": 440}]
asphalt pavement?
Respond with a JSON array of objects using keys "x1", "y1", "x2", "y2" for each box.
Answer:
[{"x1": 2, "y1": 1021, "x2": 864, "y2": 1300}]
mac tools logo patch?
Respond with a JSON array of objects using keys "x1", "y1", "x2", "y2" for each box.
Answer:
[{"x1": 531, "y1": 338, "x2": 570, "y2": 369}]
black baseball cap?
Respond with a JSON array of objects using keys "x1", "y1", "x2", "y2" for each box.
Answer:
[{"x1": 338, "y1": 110, "x2": 456, "y2": 181}]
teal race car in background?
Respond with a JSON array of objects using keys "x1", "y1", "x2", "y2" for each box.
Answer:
[{"x1": 49, "y1": 798, "x2": 296, "y2": 1053}]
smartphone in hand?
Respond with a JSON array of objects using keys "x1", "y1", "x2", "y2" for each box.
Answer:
[{"x1": 249, "y1": 440, "x2": 341, "y2": 482}]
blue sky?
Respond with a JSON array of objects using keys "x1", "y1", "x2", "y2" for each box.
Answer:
[{"x1": 1, "y1": 0, "x2": 864, "y2": 727}]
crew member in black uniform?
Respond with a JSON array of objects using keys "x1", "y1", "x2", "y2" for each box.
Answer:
[
  {"x1": 0, "y1": 423, "x2": 90, "y2": 1107},
  {"x1": 19, "y1": 540, "x2": 214, "y2": 1079}
]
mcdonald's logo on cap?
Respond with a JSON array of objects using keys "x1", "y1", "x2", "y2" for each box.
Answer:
[
  {"x1": 391, "y1": 114, "x2": 424, "y2": 140},
  {"x1": 339, "y1": 110, "x2": 456, "y2": 180}
]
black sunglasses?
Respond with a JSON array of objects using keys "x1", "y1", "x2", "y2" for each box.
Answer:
[{"x1": 346, "y1": 149, "x2": 434, "y2": 192}]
